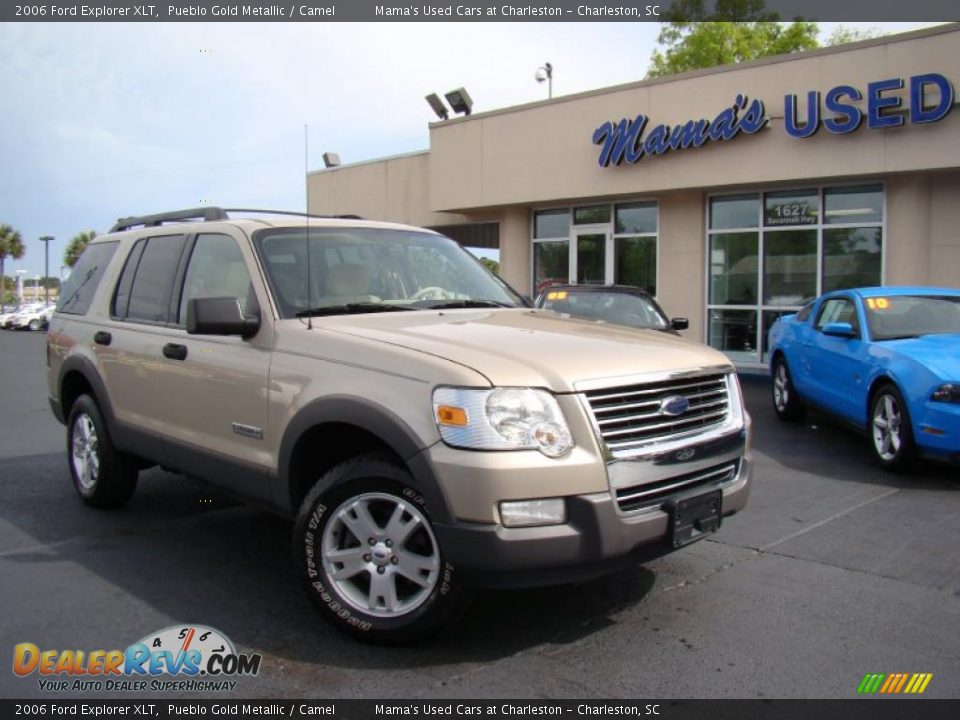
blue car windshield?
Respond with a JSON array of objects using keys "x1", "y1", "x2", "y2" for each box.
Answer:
[
  {"x1": 541, "y1": 290, "x2": 668, "y2": 330},
  {"x1": 866, "y1": 295, "x2": 960, "y2": 340}
]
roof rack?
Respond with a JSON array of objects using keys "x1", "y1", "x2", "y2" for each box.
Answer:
[
  {"x1": 109, "y1": 207, "x2": 363, "y2": 233},
  {"x1": 223, "y1": 208, "x2": 364, "y2": 221},
  {"x1": 110, "y1": 207, "x2": 229, "y2": 233}
]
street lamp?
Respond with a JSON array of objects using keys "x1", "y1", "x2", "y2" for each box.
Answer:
[
  {"x1": 15, "y1": 269, "x2": 26, "y2": 304},
  {"x1": 39, "y1": 235, "x2": 54, "y2": 305},
  {"x1": 535, "y1": 62, "x2": 553, "y2": 99}
]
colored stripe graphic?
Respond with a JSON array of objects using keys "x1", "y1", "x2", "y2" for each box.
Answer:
[{"x1": 858, "y1": 673, "x2": 933, "y2": 694}]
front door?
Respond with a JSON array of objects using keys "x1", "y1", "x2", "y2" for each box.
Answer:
[{"x1": 573, "y1": 231, "x2": 611, "y2": 285}]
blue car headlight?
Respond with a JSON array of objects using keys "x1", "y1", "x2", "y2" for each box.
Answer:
[{"x1": 930, "y1": 384, "x2": 960, "y2": 404}]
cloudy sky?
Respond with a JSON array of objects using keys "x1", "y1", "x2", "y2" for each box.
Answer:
[{"x1": 0, "y1": 21, "x2": 942, "y2": 278}]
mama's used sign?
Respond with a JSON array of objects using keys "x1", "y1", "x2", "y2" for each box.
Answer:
[{"x1": 592, "y1": 73, "x2": 954, "y2": 168}]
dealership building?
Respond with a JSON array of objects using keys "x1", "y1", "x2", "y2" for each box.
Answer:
[{"x1": 308, "y1": 23, "x2": 960, "y2": 367}]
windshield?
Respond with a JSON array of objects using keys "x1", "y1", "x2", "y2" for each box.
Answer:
[
  {"x1": 253, "y1": 228, "x2": 522, "y2": 318},
  {"x1": 866, "y1": 295, "x2": 960, "y2": 340},
  {"x1": 541, "y1": 289, "x2": 669, "y2": 330}
]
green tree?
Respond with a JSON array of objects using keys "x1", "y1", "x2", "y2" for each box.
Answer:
[
  {"x1": 826, "y1": 26, "x2": 883, "y2": 46},
  {"x1": 646, "y1": 0, "x2": 820, "y2": 79},
  {"x1": 0, "y1": 224, "x2": 26, "y2": 304},
  {"x1": 64, "y1": 230, "x2": 96, "y2": 268}
]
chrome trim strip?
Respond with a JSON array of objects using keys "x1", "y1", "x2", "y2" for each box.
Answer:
[{"x1": 573, "y1": 364, "x2": 733, "y2": 394}]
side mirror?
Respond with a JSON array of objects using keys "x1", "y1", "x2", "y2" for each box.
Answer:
[
  {"x1": 822, "y1": 321, "x2": 856, "y2": 338},
  {"x1": 186, "y1": 297, "x2": 260, "y2": 339},
  {"x1": 671, "y1": 317, "x2": 689, "y2": 331}
]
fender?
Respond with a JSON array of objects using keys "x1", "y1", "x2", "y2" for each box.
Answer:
[
  {"x1": 276, "y1": 396, "x2": 454, "y2": 523},
  {"x1": 57, "y1": 354, "x2": 117, "y2": 430}
]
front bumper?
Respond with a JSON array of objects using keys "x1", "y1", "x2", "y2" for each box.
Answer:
[{"x1": 435, "y1": 451, "x2": 752, "y2": 588}]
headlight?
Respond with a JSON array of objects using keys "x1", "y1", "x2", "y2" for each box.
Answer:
[
  {"x1": 931, "y1": 384, "x2": 960, "y2": 404},
  {"x1": 433, "y1": 386, "x2": 574, "y2": 458}
]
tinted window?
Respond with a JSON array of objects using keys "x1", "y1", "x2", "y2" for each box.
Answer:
[
  {"x1": 710, "y1": 194, "x2": 759, "y2": 230},
  {"x1": 573, "y1": 205, "x2": 610, "y2": 225},
  {"x1": 533, "y1": 209, "x2": 569, "y2": 239},
  {"x1": 57, "y1": 241, "x2": 119, "y2": 315},
  {"x1": 179, "y1": 234, "x2": 253, "y2": 325},
  {"x1": 112, "y1": 238, "x2": 146, "y2": 319},
  {"x1": 824, "y1": 185, "x2": 883, "y2": 225},
  {"x1": 124, "y1": 235, "x2": 187, "y2": 323}
]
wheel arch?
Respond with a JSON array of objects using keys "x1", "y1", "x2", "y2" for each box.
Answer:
[
  {"x1": 277, "y1": 396, "x2": 453, "y2": 523},
  {"x1": 58, "y1": 355, "x2": 116, "y2": 431}
]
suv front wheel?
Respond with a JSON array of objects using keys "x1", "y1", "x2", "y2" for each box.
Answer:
[
  {"x1": 67, "y1": 394, "x2": 139, "y2": 507},
  {"x1": 294, "y1": 455, "x2": 466, "y2": 644}
]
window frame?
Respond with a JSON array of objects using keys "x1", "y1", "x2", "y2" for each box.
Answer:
[{"x1": 110, "y1": 233, "x2": 190, "y2": 327}]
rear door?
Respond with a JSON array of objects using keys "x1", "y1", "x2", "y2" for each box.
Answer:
[{"x1": 97, "y1": 233, "x2": 188, "y2": 459}]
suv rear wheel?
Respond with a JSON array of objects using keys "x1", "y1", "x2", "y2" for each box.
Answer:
[
  {"x1": 294, "y1": 455, "x2": 466, "y2": 644},
  {"x1": 67, "y1": 395, "x2": 139, "y2": 507}
]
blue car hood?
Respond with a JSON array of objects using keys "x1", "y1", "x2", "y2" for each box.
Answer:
[{"x1": 883, "y1": 334, "x2": 960, "y2": 379}]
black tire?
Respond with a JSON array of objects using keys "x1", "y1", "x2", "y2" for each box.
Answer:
[
  {"x1": 66, "y1": 394, "x2": 139, "y2": 507},
  {"x1": 869, "y1": 384, "x2": 918, "y2": 472},
  {"x1": 771, "y1": 356, "x2": 805, "y2": 421},
  {"x1": 294, "y1": 454, "x2": 468, "y2": 644}
]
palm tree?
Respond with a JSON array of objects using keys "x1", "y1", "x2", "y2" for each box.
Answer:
[
  {"x1": 64, "y1": 230, "x2": 97, "y2": 268},
  {"x1": 0, "y1": 224, "x2": 26, "y2": 304}
]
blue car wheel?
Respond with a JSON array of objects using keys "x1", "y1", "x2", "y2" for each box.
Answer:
[
  {"x1": 869, "y1": 384, "x2": 917, "y2": 472},
  {"x1": 772, "y1": 357, "x2": 805, "y2": 421}
]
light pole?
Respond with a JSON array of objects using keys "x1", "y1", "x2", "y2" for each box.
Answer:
[
  {"x1": 535, "y1": 62, "x2": 553, "y2": 99},
  {"x1": 39, "y1": 235, "x2": 53, "y2": 305},
  {"x1": 15, "y1": 270, "x2": 26, "y2": 304}
]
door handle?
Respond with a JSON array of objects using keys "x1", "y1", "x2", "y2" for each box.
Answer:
[
  {"x1": 162, "y1": 343, "x2": 188, "y2": 361},
  {"x1": 93, "y1": 331, "x2": 112, "y2": 346}
]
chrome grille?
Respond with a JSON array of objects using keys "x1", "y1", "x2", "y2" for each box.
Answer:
[
  {"x1": 584, "y1": 373, "x2": 730, "y2": 452},
  {"x1": 616, "y1": 461, "x2": 739, "y2": 512}
]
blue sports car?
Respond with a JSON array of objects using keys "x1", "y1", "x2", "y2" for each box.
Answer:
[{"x1": 767, "y1": 287, "x2": 960, "y2": 470}]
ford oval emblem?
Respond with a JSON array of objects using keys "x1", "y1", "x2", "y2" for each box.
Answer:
[{"x1": 660, "y1": 395, "x2": 690, "y2": 416}]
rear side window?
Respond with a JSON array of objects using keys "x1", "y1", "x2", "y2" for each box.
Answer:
[
  {"x1": 57, "y1": 241, "x2": 119, "y2": 315},
  {"x1": 113, "y1": 235, "x2": 187, "y2": 323}
]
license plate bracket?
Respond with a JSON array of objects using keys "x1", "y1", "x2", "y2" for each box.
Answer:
[{"x1": 665, "y1": 489, "x2": 722, "y2": 548}]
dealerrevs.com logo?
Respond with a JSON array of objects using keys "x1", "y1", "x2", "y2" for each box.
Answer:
[{"x1": 12, "y1": 625, "x2": 262, "y2": 692}]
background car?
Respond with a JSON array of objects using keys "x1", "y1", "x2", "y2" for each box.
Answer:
[
  {"x1": 768, "y1": 286, "x2": 960, "y2": 470},
  {"x1": 535, "y1": 284, "x2": 688, "y2": 334},
  {"x1": 4, "y1": 303, "x2": 53, "y2": 331}
]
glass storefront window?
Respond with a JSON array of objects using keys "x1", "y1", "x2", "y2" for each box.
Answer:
[
  {"x1": 615, "y1": 202, "x2": 657, "y2": 234},
  {"x1": 824, "y1": 185, "x2": 883, "y2": 225},
  {"x1": 573, "y1": 205, "x2": 611, "y2": 225},
  {"x1": 763, "y1": 229, "x2": 817, "y2": 306},
  {"x1": 710, "y1": 232, "x2": 758, "y2": 305},
  {"x1": 709, "y1": 309, "x2": 758, "y2": 363},
  {"x1": 708, "y1": 184, "x2": 884, "y2": 365},
  {"x1": 765, "y1": 190, "x2": 818, "y2": 226},
  {"x1": 822, "y1": 227, "x2": 882, "y2": 292},
  {"x1": 709, "y1": 194, "x2": 759, "y2": 230},
  {"x1": 615, "y1": 237, "x2": 656, "y2": 295},
  {"x1": 534, "y1": 209, "x2": 569, "y2": 239},
  {"x1": 533, "y1": 240, "x2": 569, "y2": 294},
  {"x1": 576, "y1": 234, "x2": 606, "y2": 284}
]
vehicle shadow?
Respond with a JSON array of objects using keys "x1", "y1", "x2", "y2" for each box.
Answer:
[
  {"x1": 0, "y1": 453, "x2": 657, "y2": 673},
  {"x1": 739, "y1": 374, "x2": 959, "y2": 490}
]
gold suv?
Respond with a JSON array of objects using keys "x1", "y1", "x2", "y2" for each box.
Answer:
[{"x1": 47, "y1": 208, "x2": 752, "y2": 643}]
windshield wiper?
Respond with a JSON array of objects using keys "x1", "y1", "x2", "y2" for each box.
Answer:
[
  {"x1": 877, "y1": 334, "x2": 920, "y2": 341},
  {"x1": 295, "y1": 302, "x2": 415, "y2": 318},
  {"x1": 425, "y1": 299, "x2": 514, "y2": 309}
]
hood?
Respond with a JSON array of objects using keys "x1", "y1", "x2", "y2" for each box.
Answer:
[
  {"x1": 884, "y1": 334, "x2": 960, "y2": 379},
  {"x1": 312, "y1": 308, "x2": 732, "y2": 392}
]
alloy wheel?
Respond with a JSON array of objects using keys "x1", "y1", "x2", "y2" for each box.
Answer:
[
  {"x1": 71, "y1": 413, "x2": 100, "y2": 490},
  {"x1": 321, "y1": 492, "x2": 440, "y2": 618},
  {"x1": 872, "y1": 393, "x2": 902, "y2": 461}
]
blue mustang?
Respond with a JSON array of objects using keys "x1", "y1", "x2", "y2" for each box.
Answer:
[{"x1": 768, "y1": 287, "x2": 960, "y2": 470}]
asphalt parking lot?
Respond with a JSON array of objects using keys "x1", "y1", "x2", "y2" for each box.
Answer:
[{"x1": 0, "y1": 329, "x2": 958, "y2": 700}]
